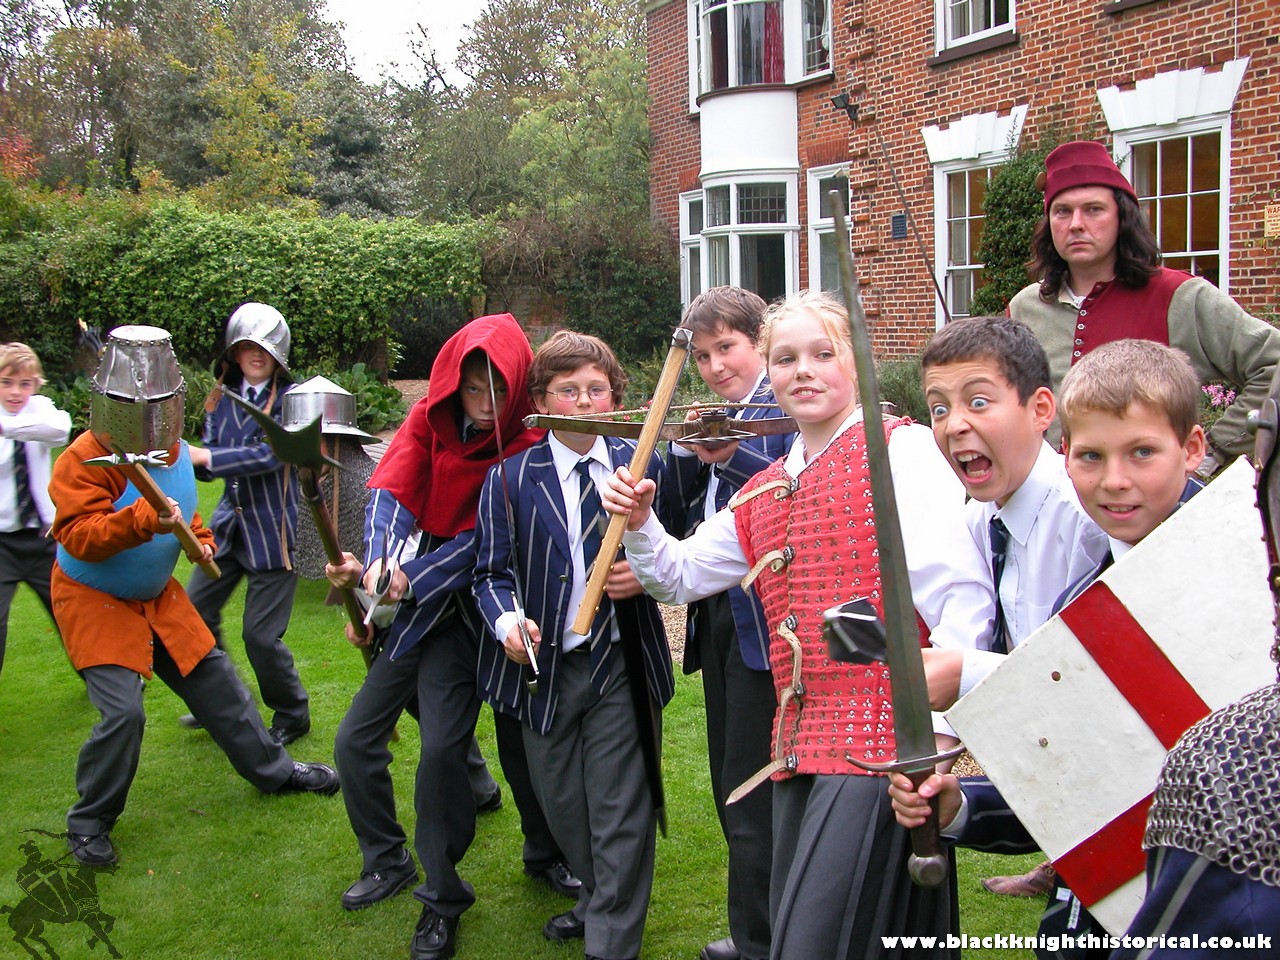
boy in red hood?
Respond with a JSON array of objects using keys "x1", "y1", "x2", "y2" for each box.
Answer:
[{"x1": 327, "y1": 314, "x2": 578, "y2": 960}]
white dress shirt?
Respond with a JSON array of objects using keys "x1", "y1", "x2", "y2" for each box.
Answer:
[
  {"x1": 0, "y1": 394, "x2": 72, "y2": 531},
  {"x1": 959, "y1": 441, "x2": 1110, "y2": 697}
]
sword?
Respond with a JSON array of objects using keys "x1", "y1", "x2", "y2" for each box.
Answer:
[
  {"x1": 821, "y1": 200, "x2": 963, "y2": 887},
  {"x1": 485, "y1": 355, "x2": 539, "y2": 696}
]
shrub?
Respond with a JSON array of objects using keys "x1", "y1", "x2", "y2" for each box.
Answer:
[
  {"x1": 876, "y1": 355, "x2": 928, "y2": 423},
  {"x1": 388, "y1": 297, "x2": 469, "y2": 379},
  {"x1": 970, "y1": 128, "x2": 1077, "y2": 316},
  {"x1": 1, "y1": 193, "x2": 483, "y2": 380}
]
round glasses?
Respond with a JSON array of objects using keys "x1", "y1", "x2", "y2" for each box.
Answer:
[{"x1": 546, "y1": 385, "x2": 612, "y2": 402}]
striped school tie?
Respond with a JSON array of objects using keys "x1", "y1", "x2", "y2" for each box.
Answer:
[
  {"x1": 989, "y1": 516, "x2": 1011, "y2": 655},
  {"x1": 12, "y1": 440, "x2": 39, "y2": 529},
  {"x1": 575, "y1": 459, "x2": 611, "y2": 688}
]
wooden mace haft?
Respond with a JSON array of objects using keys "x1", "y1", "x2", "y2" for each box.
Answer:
[
  {"x1": 223, "y1": 393, "x2": 383, "y2": 672},
  {"x1": 103, "y1": 444, "x2": 222, "y2": 580},
  {"x1": 571, "y1": 326, "x2": 693, "y2": 635}
]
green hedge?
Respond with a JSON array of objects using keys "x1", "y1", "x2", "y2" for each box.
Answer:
[
  {"x1": 1, "y1": 193, "x2": 483, "y2": 380},
  {"x1": 42, "y1": 360, "x2": 404, "y2": 441}
]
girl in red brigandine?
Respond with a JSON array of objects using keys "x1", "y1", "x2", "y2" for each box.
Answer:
[{"x1": 603, "y1": 290, "x2": 995, "y2": 960}]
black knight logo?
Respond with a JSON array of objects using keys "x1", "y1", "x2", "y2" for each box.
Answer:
[{"x1": 2, "y1": 832, "x2": 120, "y2": 960}]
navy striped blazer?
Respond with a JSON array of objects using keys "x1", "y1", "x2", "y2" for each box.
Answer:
[
  {"x1": 665, "y1": 378, "x2": 793, "y2": 671},
  {"x1": 473, "y1": 434, "x2": 675, "y2": 736},
  {"x1": 199, "y1": 384, "x2": 298, "y2": 571}
]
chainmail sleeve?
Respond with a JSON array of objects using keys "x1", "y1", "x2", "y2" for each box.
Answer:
[
  {"x1": 294, "y1": 439, "x2": 376, "y2": 580},
  {"x1": 1143, "y1": 681, "x2": 1280, "y2": 888}
]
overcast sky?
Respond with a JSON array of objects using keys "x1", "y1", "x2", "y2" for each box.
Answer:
[{"x1": 321, "y1": 0, "x2": 491, "y2": 84}]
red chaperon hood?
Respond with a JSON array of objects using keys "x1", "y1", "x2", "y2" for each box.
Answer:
[{"x1": 369, "y1": 313, "x2": 544, "y2": 538}]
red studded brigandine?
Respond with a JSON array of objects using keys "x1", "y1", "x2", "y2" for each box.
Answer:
[{"x1": 730, "y1": 417, "x2": 924, "y2": 789}]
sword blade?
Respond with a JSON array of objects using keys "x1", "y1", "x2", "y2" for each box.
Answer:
[
  {"x1": 832, "y1": 207, "x2": 935, "y2": 761},
  {"x1": 487, "y1": 356, "x2": 539, "y2": 692},
  {"x1": 832, "y1": 200, "x2": 953, "y2": 886}
]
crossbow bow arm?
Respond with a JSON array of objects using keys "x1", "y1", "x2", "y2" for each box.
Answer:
[{"x1": 524, "y1": 409, "x2": 796, "y2": 446}]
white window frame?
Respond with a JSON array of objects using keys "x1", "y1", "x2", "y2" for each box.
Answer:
[
  {"x1": 806, "y1": 163, "x2": 850, "y2": 292},
  {"x1": 934, "y1": 0, "x2": 1015, "y2": 54},
  {"x1": 1113, "y1": 120, "x2": 1231, "y2": 290},
  {"x1": 923, "y1": 104, "x2": 1028, "y2": 328},
  {"x1": 680, "y1": 190, "x2": 705, "y2": 303},
  {"x1": 680, "y1": 173, "x2": 799, "y2": 305},
  {"x1": 687, "y1": 0, "x2": 831, "y2": 105},
  {"x1": 796, "y1": 0, "x2": 832, "y2": 81},
  {"x1": 692, "y1": 0, "x2": 787, "y2": 97},
  {"x1": 932, "y1": 160, "x2": 997, "y2": 322},
  {"x1": 1099, "y1": 59, "x2": 1249, "y2": 295},
  {"x1": 687, "y1": 0, "x2": 703, "y2": 113}
]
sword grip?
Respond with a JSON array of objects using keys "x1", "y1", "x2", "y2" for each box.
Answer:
[{"x1": 906, "y1": 767, "x2": 950, "y2": 887}]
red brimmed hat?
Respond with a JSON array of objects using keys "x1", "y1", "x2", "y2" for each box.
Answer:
[{"x1": 1040, "y1": 141, "x2": 1137, "y2": 211}]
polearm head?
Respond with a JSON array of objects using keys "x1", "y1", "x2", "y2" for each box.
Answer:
[{"x1": 226, "y1": 390, "x2": 340, "y2": 474}]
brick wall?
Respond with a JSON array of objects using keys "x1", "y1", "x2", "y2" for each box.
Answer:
[
  {"x1": 648, "y1": 0, "x2": 1280, "y2": 357},
  {"x1": 647, "y1": 0, "x2": 702, "y2": 242}
]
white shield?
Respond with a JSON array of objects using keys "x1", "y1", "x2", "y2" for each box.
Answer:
[{"x1": 946, "y1": 456, "x2": 1277, "y2": 936}]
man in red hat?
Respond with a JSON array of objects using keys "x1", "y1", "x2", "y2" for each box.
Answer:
[{"x1": 1009, "y1": 139, "x2": 1280, "y2": 481}]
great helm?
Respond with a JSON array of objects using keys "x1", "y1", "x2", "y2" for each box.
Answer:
[
  {"x1": 216, "y1": 302, "x2": 292, "y2": 380},
  {"x1": 90, "y1": 325, "x2": 187, "y2": 453},
  {"x1": 282, "y1": 375, "x2": 379, "y2": 444}
]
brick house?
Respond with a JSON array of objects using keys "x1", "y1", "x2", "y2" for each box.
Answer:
[{"x1": 645, "y1": 0, "x2": 1280, "y2": 355}]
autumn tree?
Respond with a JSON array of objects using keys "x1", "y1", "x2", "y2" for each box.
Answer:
[{"x1": 191, "y1": 17, "x2": 320, "y2": 211}]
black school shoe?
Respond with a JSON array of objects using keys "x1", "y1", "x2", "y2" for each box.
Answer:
[
  {"x1": 67, "y1": 832, "x2": 117, "y2": 866},
  {"x1": 410, "y1": 906, "x2": 458, "y2": 960},
  {"x1": 476, "y1": 784, "x2": 503, "y2": 813},
  {"x1": 542, "y1": 910, "x2": 585, "y2": 941},
  {"x1": 268, "y1": 722, "x2": 311, "y2": 746},
  {"x1": 525, "y1": 858, "x2": 582, "y2": 898},
  {"x1": 276, "y1": 761, "x2": 340, "y2": 795},
  {"x1": 341, "y1": 852, "x2": 418, "y2": 910}
]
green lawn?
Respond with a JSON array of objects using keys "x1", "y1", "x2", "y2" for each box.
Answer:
[{"x1": 0, "y1": 476, "x2": 1044, "y2": 959}]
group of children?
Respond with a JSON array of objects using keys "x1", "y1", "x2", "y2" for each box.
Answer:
[
  {"x1": 1, "y1": 276, "x2": 1237, "y2": 960},
  {"x1": 600, "y1": 294, "x2": 1227, "y2": 960}
]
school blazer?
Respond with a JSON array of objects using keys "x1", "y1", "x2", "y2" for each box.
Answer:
[
  {"x1": 666, "y1": 378, "x2": 794, "y2": 672},
  {"x1": 952, "y1": 777, "x2": 1038, "y2": 854},
  {"x1": 198, "y1": 386, "x2": 298, "y2": 571},
  {"x1": 473, "y1": 435, "x2": 675, "y2": 736}
]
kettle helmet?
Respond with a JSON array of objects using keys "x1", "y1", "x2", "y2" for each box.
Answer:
[
  {"x1": 283, "y1": 375, "x2": 379, "y2": 444},
  {"x1": 215, "y1": 302, "x2": 292, "y2": 380}
]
